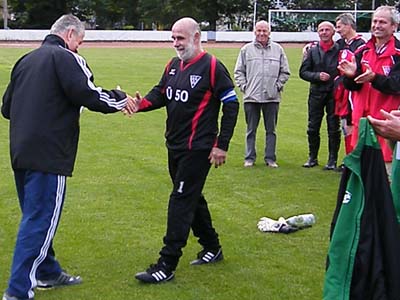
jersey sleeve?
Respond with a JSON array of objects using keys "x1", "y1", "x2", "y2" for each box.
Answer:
[
  {"x1": 214, "y1": 60, "x2": 239, "y2": 151},
  {"x1": 138, "y1": 60, "x2": 175, "y2": 112},
  {"x1": 371, "y1": 56, "x2": 400, "y2": 95},
  {"x1": 56, "y1": 50, "x2": 128, "y2": 113}
]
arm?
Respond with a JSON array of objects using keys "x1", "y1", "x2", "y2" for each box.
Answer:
[
  {"x1": 2, "y1": 56, "x2": 25, "y2": 119},
  {"x1": 371, "y1": 58, "x2": 400, "y2": 95},
  {"x1": 233, "y1": 48, "x2": 247, "y2": 92},
  {"x1": 136, "y1": 60, "x2": 176, "y2": 112},
  {"x1": 1, "y1": 81, "x2": 13, "y2": 119},
  {"x1": 137, "y1": 84, "x2": 167, "y2": 112},
  {"x1": 56, "y1": 50, "x2": 128, "y2": 113},
  {"x1": 276, "y1": 48, "x2": 291, "y2": 91},
  {"x1": 210, "y1": 61, "x2": 239, "y2": 168},
  {"x1": 299, "y1": 48, "x2": 322, "y2": 83},
  {"x1": 209, "y1": 97, "x2": 239, "y2": 168}
]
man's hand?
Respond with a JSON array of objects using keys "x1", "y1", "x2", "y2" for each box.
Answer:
[
  {"x1": 122, "y1": 91, "x2": 142, "y2": 116},
  {"x1": 338, "y1": 55, "x2": 357, "y2": 78},
  {"x1": 319, "y1": 72, "x2": 331, "y2": 81},
  {"x1": 367, "y1": 109, "x2": 400, "y2": 141},
  {"x1": 208, "y1": 147, "x2": 227, "y2": 168},
  {"x1": 354, "y1": 63, "x2": 375, "y2": 84}
]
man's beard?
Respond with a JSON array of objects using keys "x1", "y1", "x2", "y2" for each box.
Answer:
[{"x1": 175, "y1": 37, "x2": 196, "y2": 62}]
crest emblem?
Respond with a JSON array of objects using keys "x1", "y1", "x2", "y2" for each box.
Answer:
[
  {"x1": 382, "y1": 66, "x2": 391, "y2": 76},
  {"x1": 190, "y1": 75, "x2": 202, "y2": 88}
]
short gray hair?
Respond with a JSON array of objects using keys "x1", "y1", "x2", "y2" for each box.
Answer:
[
  {"x1": 50, "y1": 14, "x2": 85, "y2": 36},
  {"x1": 336, "y1": 13, "x2": 356, "y2": 30},
  {"x1": 374, "y1": 6, "x2": 400, "y2": 25}
]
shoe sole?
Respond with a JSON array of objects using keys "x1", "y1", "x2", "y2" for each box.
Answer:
[{"x1": 36, "y1": 280, "x2": 82, "y2": 290}]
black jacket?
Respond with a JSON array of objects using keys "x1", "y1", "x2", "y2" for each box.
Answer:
[
  {"x1": 1, "y1": 34, "x2": 127, "y2": 176},
  {"x1": 299, "y1": 42, "x2": 340, "y2": 93}
]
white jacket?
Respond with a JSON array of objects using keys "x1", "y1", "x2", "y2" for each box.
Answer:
[{"x1": 234, "y1": 39, "x2": 290, "y2": 103}]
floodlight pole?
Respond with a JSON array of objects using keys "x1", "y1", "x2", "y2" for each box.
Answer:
[
  {"x1": 3, "y1": 0, "x2": 8, "y2": 29},
  {"x1": 253, "y1": 0, "x2": 257, "y2": 29}
]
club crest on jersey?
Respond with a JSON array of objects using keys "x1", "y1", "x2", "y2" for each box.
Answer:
[
  {"x1": 382, "y1": 66, "x2": 391, "y2": 76},
  {"x1": 169, "y1": 68, "x2": 176, "y2": 75},
  {"x1": 190, "y1": 75, "x2": 202, "y2": 88}
]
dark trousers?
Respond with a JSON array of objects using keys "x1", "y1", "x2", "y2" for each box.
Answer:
[
  {"x1": 7, "y1": 170, "x2": 64, "y2": 299},
  {"x1": 159, "y1": 149, "x2": 221, "y2": 269},
  {"x1": 244, "y1": 102, "x2": 279, "y2": 163},
  {"x1": 307, "y1": 91, "x2": 340, "y2": 161}
]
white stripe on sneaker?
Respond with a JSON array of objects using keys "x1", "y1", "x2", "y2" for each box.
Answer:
[
  {"x1": 152, "y1": 271, "x2": 167, "y2": 282},
  {"x1": 203, "y1": 252, "x2": 215, "y2": 262}
]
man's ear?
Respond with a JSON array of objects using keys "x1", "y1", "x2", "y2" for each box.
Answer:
[
  {"x1": 66, "y1": 28, "x2": 75, "y2": 42},
  {"x1": 194, "y1": 31, "x2": 201, "y2": 43}
]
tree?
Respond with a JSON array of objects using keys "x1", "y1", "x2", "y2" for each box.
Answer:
[{"x1": 9, "y1": 0, "x2": 68, "y2": 28}]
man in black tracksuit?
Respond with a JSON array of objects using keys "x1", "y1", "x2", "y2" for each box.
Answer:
[
  {"x1": 300, "y1": 21, "x2": 341, "y2": 170},
  {"x1": 134, "y1": 17, "x2": 239, "y2": 284},
  {"x1": 1, "y1": 15, "x2": 134, "y2": 300}
]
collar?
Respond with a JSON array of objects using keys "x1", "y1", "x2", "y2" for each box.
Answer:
[
  {"x1": 180, "y1": 51, "x2": 207, "y2": 70},
  {"x1": 319, "y1": 40, "x2": 334, "y2": 52},
  {"x1": 254, "y1": 39, "x2": 271, "y2": 48},
  {"x1": 367, "y1": 35, "x2": 396, "y2": 56},
  {"x1": 42, "y1": 34, "x2": 68, "y2": 49}
]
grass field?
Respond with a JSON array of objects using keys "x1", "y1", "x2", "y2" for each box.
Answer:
[{"x1": 0, "y1": 45, "x2": 344, "y2": 300}]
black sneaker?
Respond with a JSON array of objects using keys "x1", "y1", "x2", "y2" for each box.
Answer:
[
  {"x1": 36, "y1": 271, "x2": 82, "y2": 290},
  {"x1": 302, "y1": 158, "x2": 318, "y2": 168},
  {"x1": 2, "y1": 292, "x2": 29, "y2": 300},
  {"x1": 190, "y1": 248, "x2": 223, "y2": 265},
  {"x1": 135, "y1": 261, "x2": 174, "y2": 284}
]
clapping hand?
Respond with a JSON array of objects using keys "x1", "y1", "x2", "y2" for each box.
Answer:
[
  {"x1": 338, "y1": 55, "x2": 357, "y2": 78},
  {"x1": 367, "y1": 109, "x2": 400, "y2": 141}
]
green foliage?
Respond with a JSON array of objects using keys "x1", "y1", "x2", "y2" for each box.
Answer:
[
  {"x1": 0, "y1": 45, "x2": 344, "y2": 300},
  {"x1": 5, "y1": 0, "x2": 400, "y2": 31}
]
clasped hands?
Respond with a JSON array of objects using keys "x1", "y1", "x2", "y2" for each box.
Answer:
[{"x1": 121, "y1": 91, "x2": 142, "y2": 116}]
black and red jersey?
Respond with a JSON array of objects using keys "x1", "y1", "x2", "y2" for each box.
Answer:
[
  {"x1": 139, "y1": 51, "x2": 239, "y2": 151},
  {"x1": 334, "y1": 35, "x2": 367, "y2": 118}
]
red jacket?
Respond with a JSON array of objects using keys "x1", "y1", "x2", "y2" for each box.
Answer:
[{"x1": 344, "y1": 36, "x2": 400, "y2": 162}]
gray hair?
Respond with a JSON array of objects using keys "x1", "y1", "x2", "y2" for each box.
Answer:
[
  {"x1": 336, "y1": 13, "x2": 356, "y2": 30},
  {"x1": 374, "y1": 6, "x2": 400, "y2": 25},
  {"x1": 50, "y1": 14, "x2": 85, "y2": 36}
]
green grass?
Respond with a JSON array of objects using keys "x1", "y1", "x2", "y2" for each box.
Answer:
[{"x1": 0, "y1": 45, "x2": 343, "y2": 300}]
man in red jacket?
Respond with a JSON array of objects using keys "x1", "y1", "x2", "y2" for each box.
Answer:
[
  {"x1": 339, "y1": 5, "x2": 400, "y2": 173},
  {"x1": 334, "y1": 13, "x2": 366, "y2": 156}
]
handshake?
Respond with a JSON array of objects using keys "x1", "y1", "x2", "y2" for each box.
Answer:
[
  {"x1": 116, "y1": 85, "x2": 142, "y2": 116},
  {"x1": 122, "y1": 91, "x2": 142, "y2": 116}
]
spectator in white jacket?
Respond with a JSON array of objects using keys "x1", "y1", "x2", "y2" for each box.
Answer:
[{"x1": 234, "y1": 20, "x2": 290, "y2": 168}]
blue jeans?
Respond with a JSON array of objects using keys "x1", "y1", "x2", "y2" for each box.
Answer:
[{"x1": 244, "y1": 102, "x2": 279, "y2": 163}]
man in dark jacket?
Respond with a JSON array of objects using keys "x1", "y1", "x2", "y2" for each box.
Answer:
[
  {"x1": 299, "y1": 21, "x2": 341, "y2": 170},
  {"x1": 1, "y1": 14, "x2": 135, "y2": 300}
]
